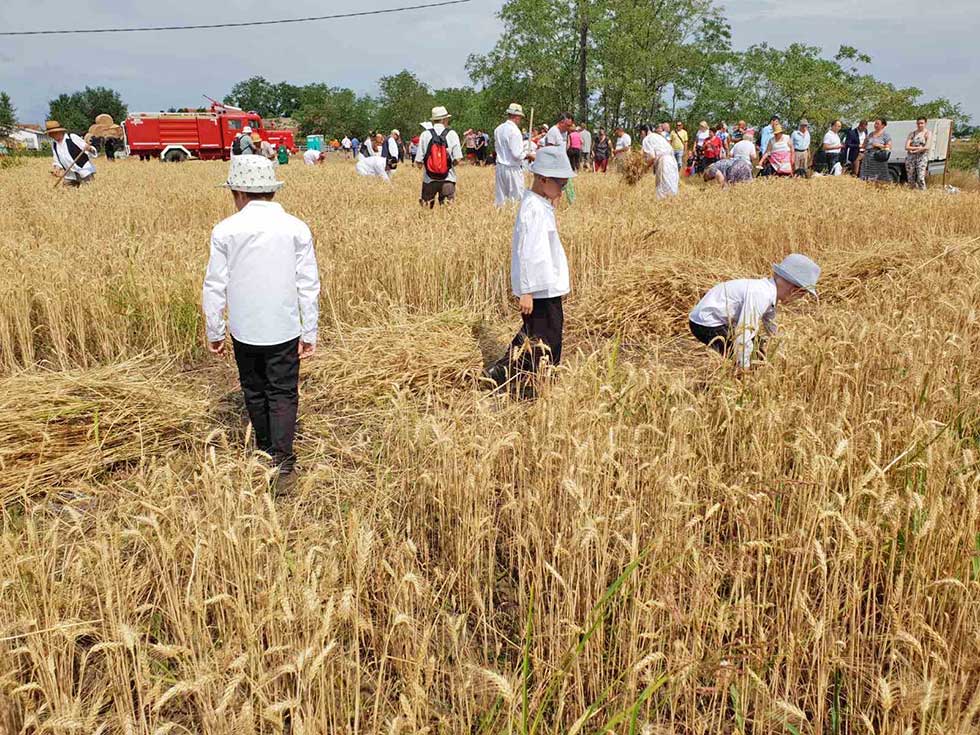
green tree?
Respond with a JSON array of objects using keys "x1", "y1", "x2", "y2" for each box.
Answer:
[
  {"x1": 225, "y1": 76, "x2": 279, "y2": 117},
  {"x1": 295, "y1": 86, "x2": 376, "y2": 138},
  {"x1": 48, "y1": 87, "x2": 127, "y2": 133},
  {"x1": 0, "y1": 92, "x2": 15, "y2": 138},
  {"x1": 375, "y1": 71, "x2": 434, "y2": 140}
]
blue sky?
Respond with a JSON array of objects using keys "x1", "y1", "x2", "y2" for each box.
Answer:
[{"x1": 2, "y1": 0, "x2": 976, "y2": 125}]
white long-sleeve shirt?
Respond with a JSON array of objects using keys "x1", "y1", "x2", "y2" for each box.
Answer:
[
  {"x1": 355, "y1": 155, "x2": 390, "y2": 181},
  {"x1": 203, "y1": 201, "x2": 320, "y2": 346},
  {"x1": 689, "y1": 278, "x2": 777, "y2": 368},
  {"x1": 614, "y1": 133, "x2": 632, "y2": 154},
  {"x1": 52, "y1": 133, "x2": 96, "y2": 181},
  {"x1": 510, "y1": 190, "x2": 570, "y2": 299},
  {"x1": 494, "y1": 119, "x2": 525, "y2": 167},
  {"x1": 414, "y1": 123, "x2": 463, "y2": 183},
  {"x1": 641, "y1": 131, "x2": 672, "y2": 161}
]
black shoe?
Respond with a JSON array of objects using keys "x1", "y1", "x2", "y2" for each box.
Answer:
[{"x1": 482, "y1": 362, "x2": 508, "y2": 389}]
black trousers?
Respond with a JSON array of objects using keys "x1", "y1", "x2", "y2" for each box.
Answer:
[
  {"x1": 232, "y1": 336, "x2": 300, "y2": 472},
  {"x1": 568, "y1": 149, "x2": 581, "y2": 170},
  {"x1": 825, "y1": 152, "x2": 840, "y2": 173},
  {"x1": 491, "y1": 296, "x2": 564, "y2": 384},
  {"x1": 689, "y1": 320, "x2": 731, "y2": 356}
]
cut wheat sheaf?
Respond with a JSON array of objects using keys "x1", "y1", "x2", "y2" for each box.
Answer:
[{"x1": 0, "y1": 157, "x2": 978, "y2": 734}]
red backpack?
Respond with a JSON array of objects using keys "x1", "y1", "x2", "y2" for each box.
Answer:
[
  {"x1": 423, "y1": 127, "x2": 453, "y2": 180},
  {"x1": 702, "y1": 135, "x2": 722, "y2": 160}
]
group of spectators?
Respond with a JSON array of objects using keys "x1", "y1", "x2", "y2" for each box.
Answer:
[{"x1": 685, "y1": 116, "x2": 935, "y2": 189}]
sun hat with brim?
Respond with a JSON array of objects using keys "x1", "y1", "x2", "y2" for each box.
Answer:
[
  {"x1": 799, "y1": 119, "x2": 809, "y2": 127},
  {"x1": 772, "y1": 253, "x2": 820, "y2": 296},
  {"x1": 529, "y1": 146, "x2": 577, "y2": 179},
  {"x1": 219, "y1": 155, "x2": 284, "y2": 193},
  {"x1": 430, "y1": 106, "x2": 451, "y2": 121},
  {"x1": 506, "y1": 103, "x2": 525, "y2": 117},
  {"x1": 44, "y1": 120, "x2": 68, "y2": 135}
]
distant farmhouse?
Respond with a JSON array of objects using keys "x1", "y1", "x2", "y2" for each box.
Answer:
[{"x1": 9, "y1": 123, "x2": 53, "y2": 150}]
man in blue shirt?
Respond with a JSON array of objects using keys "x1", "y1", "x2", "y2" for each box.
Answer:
[
  {"x1": 759, "y1": 116, "x2": 779, "y2": 159},
  {"x1": 790, "y1": 119, "x2": 811, "y2": 176}
]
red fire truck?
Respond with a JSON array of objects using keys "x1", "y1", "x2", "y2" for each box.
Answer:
[{"x1": 123, "y1": 101, "x2": 297, "y2": 162}]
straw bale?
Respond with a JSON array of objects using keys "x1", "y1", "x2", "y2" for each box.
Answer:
[
  {"x1": 0, "y1": 357, "x2": 207, "y2": 503},
  {"x1": 619, "y1": 149, "x2": 650, "y2": 186}
]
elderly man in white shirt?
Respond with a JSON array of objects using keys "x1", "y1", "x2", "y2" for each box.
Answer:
[
  {"x1": 202, "y1": 156, "x2": 320, "y2": 480},
  {"x1": 415, "y1": 105, "x2": 464, "y2": 207},
  {"x1": 484, "y1": 147, "x2": 575, "y2": 396},
  {"x1": 46, "y1": 120, "x2": 97, "y2": 186},
  {"x1": 640, "y1": 123, "x2": 680, "y2": 199},
  {"x1": 688, "y1": 254, "x2": 820, "y2": 369},
  {"x1": 494, "y1": 102, "x2": 530, "y2": 207}
]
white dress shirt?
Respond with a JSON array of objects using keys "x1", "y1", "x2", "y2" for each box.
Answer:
[
  {"x1": 614, "y1": 133, "x2": 632, "y2": 154},
  {"x1": 689, "y1": 278, "x2": 777, "y2": 368},
  {"x1": 386, "y1": 137, "x2": 399, "y2": 159},
  {"x1": 414, "y1": 123, "x2": 464, "y2": 183},
  {"x1": 580, "y1": 129, "x2": 592, "y2": 154},
  {"x1": 641, "y1": 131, "x2": 672, "y2": 161},
  {"x1": 355, "y1": 155, "x2": 390, "y2": 181},
  {"x1": 511, "y1": 190, "x2": 570, "y2": 299},
  {"x1": 52, "y1": 133, "x2": 96, "y2": 181},
  {"x1": 822, "y1": 130, "x2": 842, "y2": 151},
  {"x1": 544, "y1": 125, "x2": 566, "y2": 147},
  {"x1": 494, "y1": 119, "x2": 525, "y2": 167},
  {"x1": 203, "y1": 201, "x2": 320, "y2": 346}
]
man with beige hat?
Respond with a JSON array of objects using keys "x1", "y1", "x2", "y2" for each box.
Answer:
[
  {"x1": 414, "y1": 105, "x2": 463, "y2": 207},
  {"x1": 45, "y1": 120, "x2": 97, "y2": 187},
  {"x1": 493, "y1": 102, "x2": 531, "y2": 207},
  {"x1": 203, "y1": 156, "x2": 321, "y2": 482}
]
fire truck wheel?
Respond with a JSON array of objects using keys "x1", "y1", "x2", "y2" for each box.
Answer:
[{"x1": 164, "y1": 149, "x2": 188, "y2": 163}]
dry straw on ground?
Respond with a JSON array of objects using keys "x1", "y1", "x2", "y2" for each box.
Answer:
[{"x1": 1, "y1": 158, "x2": 979, "y2": 734}]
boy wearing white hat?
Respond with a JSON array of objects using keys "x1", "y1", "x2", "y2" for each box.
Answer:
[
  {"x1": 415, "y1": 105, "x2": 464, "y2": 207},
  {"x1": 485, "y1": 146, "x2": 576, "y2": 393},
  {"x1": 494, "y1": 102, "x2": 531, "y2": 207},
  {"x1": 688, "y1": 254, "x2": 820, "y2": 369},
  {"x1": 202, "y1": 156, "x2": 321, "y2": 480}
]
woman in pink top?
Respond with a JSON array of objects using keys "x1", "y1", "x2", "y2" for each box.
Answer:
[{"x1": 567, "y1": 127, "x2": 583, "y2": 171}]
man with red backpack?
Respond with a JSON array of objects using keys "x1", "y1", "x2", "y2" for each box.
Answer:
[{"x1": 414, "y1": 105, "x2": 464, "y2": 207}]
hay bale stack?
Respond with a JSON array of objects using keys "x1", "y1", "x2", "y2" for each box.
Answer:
[
  {"x1": 0, "y1": 358, "x2": 207, "y2": 503},
  {"x1": 305, "y1": 309, "x2": 483, "y2": 411},
  {"x1": 619, "y1": 149, "x2": 649, "y2": 186},
  {"x1": 569, "y1": 254, "x2": 740, "y2": 347}
]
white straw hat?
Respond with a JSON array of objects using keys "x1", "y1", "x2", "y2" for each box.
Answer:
[
  {"x1": 529, "y1": 146, "x2": 577, "y2": 179},
  {"x1": 430, "y1": 106, "x2": 451, "y2": 121},
  {"x1": 242, "y1": 126, "x2": 252, "y2": 134},
  {"x1": 772, "y1": 253, "x2": 820, "y2": 296},
  {"x1": 506, "y1": 103, "x2": 525, "y2": 117},
  {"x1": 391, "y1": 129, "x2": 400, "y2": 136},
  {"x1": 220, "y1": 155, "x2": 284, "y2": 193}
]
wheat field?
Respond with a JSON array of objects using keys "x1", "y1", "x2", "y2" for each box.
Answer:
[{"x1": 1, "y1": 156, "x2": 979, "y2": 734}]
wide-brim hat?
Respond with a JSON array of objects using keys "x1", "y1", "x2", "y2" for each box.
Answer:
[
  {"x1": 430, "y1": 106, "x2": 451, "y2": 121},
  {"x1": 773, "y1": 253, "x2": 820, "y2": 296},
  {"x1": 219, "y1": 155, "x2": 284, "y2": 193},
  {"x1": 506, "y1": 103, "x2": 525, "y2": 117},
  {"x1": 799, "y1": 118, "x2": 809, "y2": 127},
  {"x1": 44, "y1": 120, "x2": 68, "y2": 135},
  {"x1": 529, "y1": 146, "x2": 577, "y2": 179}
]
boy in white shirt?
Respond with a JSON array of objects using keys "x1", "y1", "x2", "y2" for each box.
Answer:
[
  {"x1": 688, "y1": 254, "x2": 820, "y2": 369},
  {"x1": 484, "y1": 147, "x2": 575, "y2": 394},
  {"x1": 203, "y1": 156, "x2": 320, "y2": 480}
]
